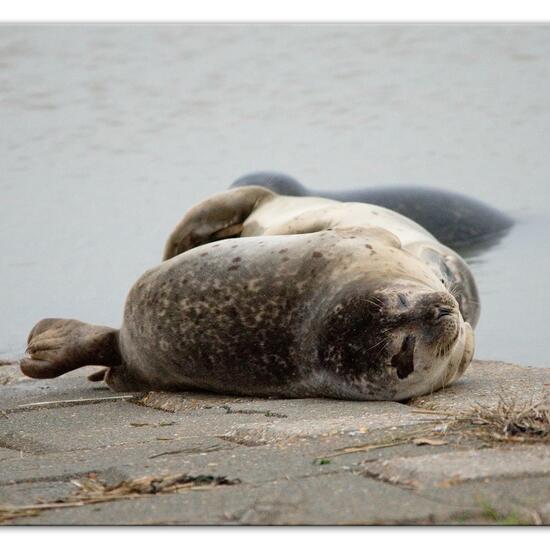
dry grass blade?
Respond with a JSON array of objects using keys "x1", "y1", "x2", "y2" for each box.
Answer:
[
  {"x1": 409, "y1": 397, "x2": 550, "y2": 444},
  {"x1": 17, "y1": 395, "x2": 139, "y2": 409},
  {"x1": 319, "y1": 398, "x2": 550, "y2": 464},
  {"x1": 466, "y1": 398, "x2": 550, "y2": 442},
  {"x1": 320, "y1": 441, "x2": 405, "y2": 459},
  {"x1": 409, "y1": 409, "x2": 455, "y2": 416}
]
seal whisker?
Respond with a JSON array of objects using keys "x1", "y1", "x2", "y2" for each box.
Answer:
[
  {"x1": 365, "y1": 335, "x2": 391, "y2": 354},
  {"x1": 362, "y1": 297, "x2": 384, "y2": 310},
  {"x1": 374, "y1": 340, "x2": 391, "y2": 361}
]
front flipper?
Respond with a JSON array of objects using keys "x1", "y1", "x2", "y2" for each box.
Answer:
[
  {"x1": 21, "y1": 318, "x2": 121, "y2": 379},
  {"x1": 163, "y1": 186, "x2": 275, "y2": 260}
]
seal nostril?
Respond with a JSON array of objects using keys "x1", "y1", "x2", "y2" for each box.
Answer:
[{"x1": 398, "y1": 293, "x2": 409, "y2": 307}]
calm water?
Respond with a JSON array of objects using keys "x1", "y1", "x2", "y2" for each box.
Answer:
[{"x1": 1, "y1": 25, "x2": 550, "y2": 367}]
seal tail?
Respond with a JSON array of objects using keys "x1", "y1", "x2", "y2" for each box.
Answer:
[{"x1": 20, "y1": 318, "x2": 121, "y2": 379}]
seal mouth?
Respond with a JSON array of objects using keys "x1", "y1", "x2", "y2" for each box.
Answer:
[
  {"x1": 420, "y1": 302, "x2": 461, "y2": 358},
  {"x1": 432, "y1": 320, "x2": 461, "y2": 357}
]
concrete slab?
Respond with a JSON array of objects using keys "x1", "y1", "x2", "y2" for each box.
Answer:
[
  {"x1": 0, "y1": 435, "x2": 236, "y2": 486},
  {"x1": 0, "y1": 480, "x2": 76, "y2": 507},
  {"x1": 140, "y1": 392, "x2": 441, "y2": 444},
  {"x1": 410, "y1": 361, "x2": 550, "y2": 413},
  {"x1": 0, "y1": 363, "x2": 27, "y2": 386},
  {"x1": 8, "y1": 472, "x2": 456, "y2": 525},
  {"x1": 421, "y1": 476, "x2": 550, "y2": 524},
  {"x1": 0, "y1": 448, "x2": 23, "y2": 461},
  {"x1": 0, "y1": 365, "x2": 129, "y2": 411},
  {"x1": 222, "y1": 405, "x2": 438, "y2": 445},
  {"x1": 362, "y1": 444, "x2": 550, "y2": 488},
  {"x1": 0, "y1": 430, "x2": 356, "y2": 487},
  {"x1": 0, "y1": 400, "x2": 267, "y2": 454}
]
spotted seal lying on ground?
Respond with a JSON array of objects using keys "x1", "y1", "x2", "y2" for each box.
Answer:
[
  {"x1": 21, "y1": 187, "x2": 478, "y2": 400},
  {"x1": 231, "y1": 171, "x2": 514, "y2": 251}
]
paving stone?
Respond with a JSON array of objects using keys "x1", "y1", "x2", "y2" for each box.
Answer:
[
  {"x1": 420, "y1": 476, "x2": 550, "y2": 524},
  {"x1": 0, "y1": 400, "x2": 267, "y2": 454},
  {"x1": 140, "y1": 391, "x2": 276, "y2": 413},
  {"x1": 0, "y1": 430, "x2": 351, "y2": 487},
  {"x1": 0, "y1": 364, "x2": 24, "y2": 386},
  {"x1": 222, "y1": 407, "x2": 438, "y2": 444},
  {"x1": 409, "y1": 360, "x2": 550, "y2": 413},
  {"x1": 540, "y1": 501, "x2": 550, "y2": 523},
  {"x1": 0, "y1": 365, "x2": 126, "y2": 410},
  {"x1": 0, "y1": 426, "x2": 453, "y2": 491},
  {"x1": 362, "y1": 444, "x2": 550, "y2": 488},
  {"x1": 0, "y1": 448, "x2": 23, "y2": 461},
  {"x1": 0, "y1": 435, "x2": 237, "y2": 486},
  {"x1": 8, "y1": 472, "x2": 550, "y2": 525},
  {"x1": 142, "y1": 391, "x2": 404, "y2": 418},
  {"x1": 142, "y1": 392, "x2": 440, "y2": 444},
  {"x1": 9, "y1": 472, "x2": 456, "y2": 525},
  {"x1": 0, "y1": 480, "x2": 75, "y2": 507}
]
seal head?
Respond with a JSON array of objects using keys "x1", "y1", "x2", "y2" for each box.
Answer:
[{"x1": 303, "y1": 232, "x2": 474, "y2": 400}]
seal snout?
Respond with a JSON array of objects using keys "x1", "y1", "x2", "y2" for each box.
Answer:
[
  {"x1": 414, "y1": 292, "x2": 462, "y2": 358},
  {"x1": 420, "y1": 292, "x2": 460, "y2": 324}
]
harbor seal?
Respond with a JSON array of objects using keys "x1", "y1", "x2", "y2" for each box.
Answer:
[
  {"x1": 21, "y1": 188, "x2": 477, "y2": 401},
  {"x1": 230, "y1": 171, "x2": 514, "y2": 251}
]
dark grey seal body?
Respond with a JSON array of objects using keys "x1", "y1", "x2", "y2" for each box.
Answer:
[
  {"x1": 230, "y1": 171, "x2": 514, "y2": 251},
  {"x1": 21, "y1": 227, "x2": 475, "y2": 401}
]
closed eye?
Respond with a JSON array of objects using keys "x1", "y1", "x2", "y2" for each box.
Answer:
[{"x1": 398, "y1": 293, "x2": 409, "y2": 307}]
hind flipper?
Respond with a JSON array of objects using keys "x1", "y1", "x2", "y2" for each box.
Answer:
[{"x1": 21, "y1": 318, "x2": 120, "y2": 379}]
